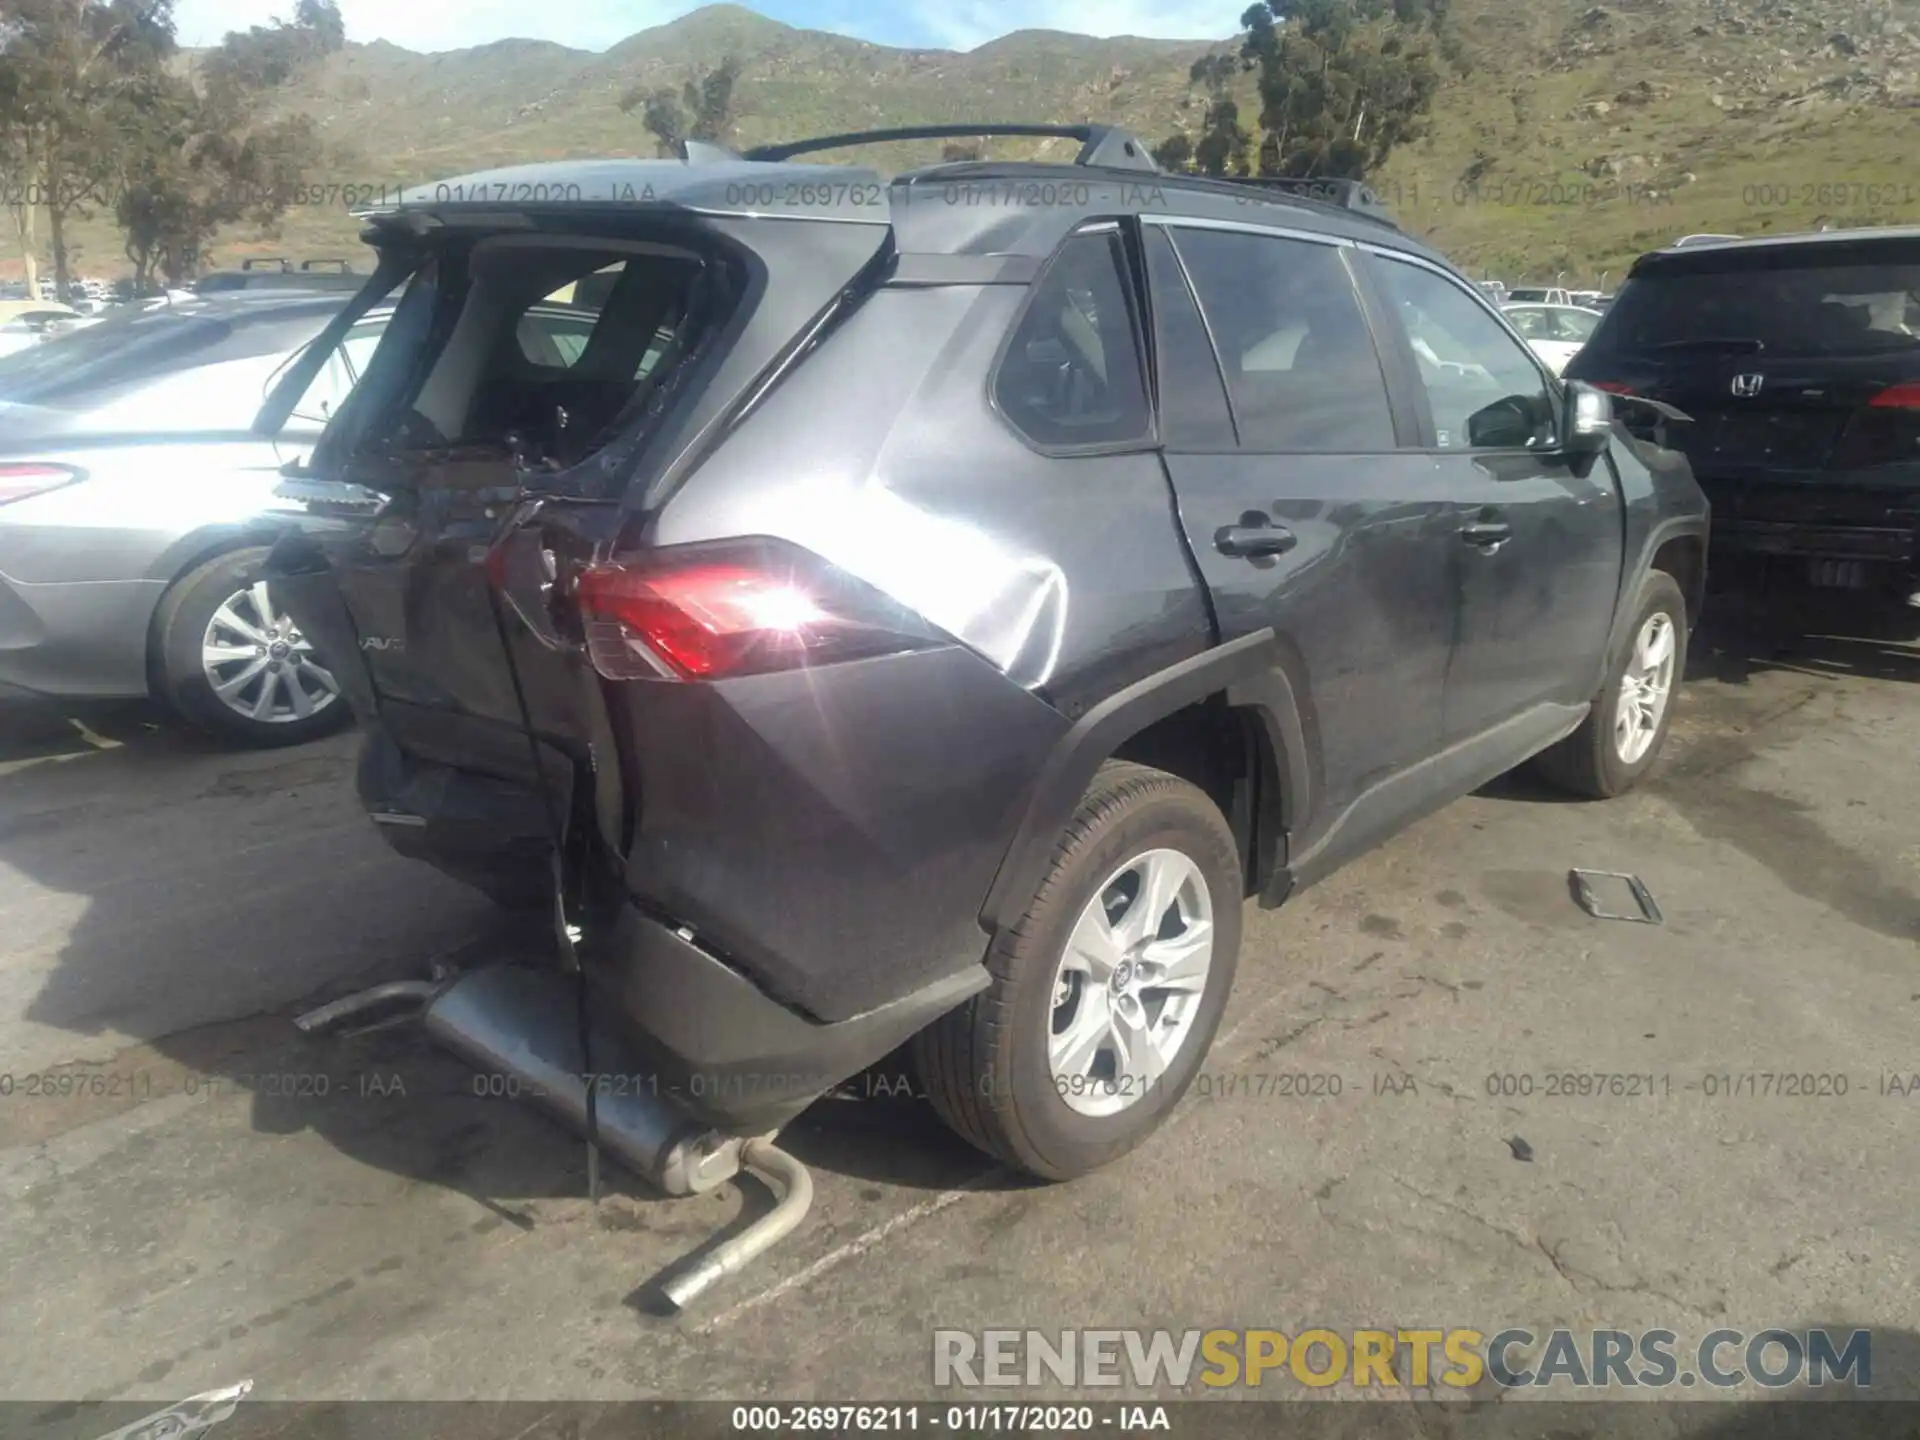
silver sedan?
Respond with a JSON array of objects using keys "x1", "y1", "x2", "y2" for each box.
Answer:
[{"x1": 0, "y1": 290, "x2": 389, "y2": 745}]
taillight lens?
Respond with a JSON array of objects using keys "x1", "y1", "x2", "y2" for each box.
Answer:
[
  {"x1": 1589, "y1": 381, "x2": 1638, "y2": 396},
  {"x1": 1832, "y1": 383, "x2": 1920, "y2": 469},
  {"x1": 0, "y1": 462, "x2": 83, "y2": 505},
  {"x1": 1867, "y1": 382, "x2": 1920, "y2": 409},
  {"x1": 573, "y1": 539, "x2": 943, "y2": 681}
]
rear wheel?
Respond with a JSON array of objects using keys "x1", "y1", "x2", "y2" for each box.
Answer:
[
  {"x1": 1534, "y1": 570, "x2": 1688, "y2": 798},
  {"x1": 155, "y1": 546, "x2": 351, "y2": 748},
  {"x1": 914, "y1": 761, "x2": 1242, "y2": 1181}
]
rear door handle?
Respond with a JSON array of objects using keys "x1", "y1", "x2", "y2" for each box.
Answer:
[
  {"x1": 1460, "y1": 520, "x2": 1513, "y2": 548},
  {"x1": 1216, "y1": 523, "x2": 1297, "y2": 559}
]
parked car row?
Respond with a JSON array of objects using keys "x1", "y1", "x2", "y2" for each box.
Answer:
[{"x1": 0, "y1": 280, "x2": 620, "y2": 742}]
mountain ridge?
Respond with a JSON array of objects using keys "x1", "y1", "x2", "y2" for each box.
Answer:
[{"x1": 29, "y1": 0, "x2": 1920, "y2": 286}]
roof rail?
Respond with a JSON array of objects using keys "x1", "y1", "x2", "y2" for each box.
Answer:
[
  {"x1": 1220, "y1": 176, "x2": 1397, "y2": 228},
  {"x1": 741, "y1": 123, "x2": 1160, "y2": 173}
]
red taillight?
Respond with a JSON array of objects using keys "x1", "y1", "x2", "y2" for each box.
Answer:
[
  {"x1": 1867, "y1": 382, "x2": 1920, "y2": 410},
  {"x1": 1590, "y1": 381, "x2": 1638, "y2": 396},
  {"x1": 572, "y1": 540, "x2": 940, "y2": 681},
  {"x1": 0, "y1": 462, "x2": 82, "y2": 505}
]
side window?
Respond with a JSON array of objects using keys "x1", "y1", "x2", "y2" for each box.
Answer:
[
  {"x1": 993, "y1": 229, "x2": 1152, "y2": 449},
  {"x1": 518, "y1": 309, "x2": 597, "y2": 368},
  {"x1": 1553, "y1": 307, "x2": 1600, "y2": 343},
  {"x1": 339, "y1": 319, "x2": 387, "y2": 381},
  {"x1": 1142, "y1": 226, "x2": 1236, "y2": 450},
  {"x1": 1375, "y1": 258, "x2": 1557, "y2": 450},
  {"x1": 1506, "y1": 308, "x2": 1548, "y2": 339},
  {"x1": 1169, "y1": 227, "x2": 1396, "y2": 452},
  {"x1": 288, "y1": 347, "x2": 353, "y2": 425}
]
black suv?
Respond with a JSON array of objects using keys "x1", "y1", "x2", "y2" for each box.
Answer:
[
  {"x1": 1568, "y1": 227, "x2": 1920, "y2": 603},
  {"x1": 268, "y1": 125, "x2": 1708, "y2": 1181}
]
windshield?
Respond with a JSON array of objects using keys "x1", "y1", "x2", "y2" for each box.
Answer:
[{"x1": 1600, "y1": 260, "x2": 1920, "y2": 358}]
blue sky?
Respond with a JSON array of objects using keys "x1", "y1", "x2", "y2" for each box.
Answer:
[{"x1": 171, "y1": 0, "x2": 1237, "y2": 53}]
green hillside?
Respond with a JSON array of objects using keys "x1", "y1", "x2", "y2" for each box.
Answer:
[{"x1": 29, "y1": 0, "x2": 1920, "y2": 289}]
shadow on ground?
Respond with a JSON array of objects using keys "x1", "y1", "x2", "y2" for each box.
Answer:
[
  {"x1": 0, "y1": 701, "x2": 1011, "y2": 1305},
  {"x1": 1691, "y1": 583, "x2": 1920, "y2": 688}
]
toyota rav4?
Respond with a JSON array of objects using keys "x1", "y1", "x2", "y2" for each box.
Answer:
[{"x1": 268, "y1": 124, "x2": 1709, "y2": 1181}]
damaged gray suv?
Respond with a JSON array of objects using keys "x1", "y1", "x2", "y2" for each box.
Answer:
[{"x1": 268, "y1": 125, "x2": 1709, "y2": 1182}]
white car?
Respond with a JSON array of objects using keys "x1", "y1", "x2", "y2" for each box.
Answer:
[
  {"x1": 1500, "y1": 302, "x2": 1605, "y2": 375},
  {"x1": 0, "y1": 301, "x2": 81, "y2": 359},
  {"x1": 1505, "y1": 286, "x2": 1571, "y2": 306}
]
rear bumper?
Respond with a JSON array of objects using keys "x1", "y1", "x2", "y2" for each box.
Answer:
[
  {"x1": 0, "y1": 568, "x2": 161, "y2": 698},
  {"x1": 1696, "y1": 473, "x2": 1919, "y2": 574},
  {"x1": 352, "y1": 719, "x2": 1001, "y2": 1133},
  {"x1": 1712, "y1": 517, "x2": 1915, "y2": 564},
  {"x1": 589, "y1": 903, "x2": 988, "y2": 1133}
]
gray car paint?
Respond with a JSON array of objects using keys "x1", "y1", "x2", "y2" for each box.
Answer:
[
  {"x1": 267, "y1": 150, "x2": 1709, "y2": 1132},
  {"x1": 0, "y1": 293, "x2": 366, "y2": 697}
]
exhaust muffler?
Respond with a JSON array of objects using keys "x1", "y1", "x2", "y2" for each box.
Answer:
[
  {"x1": 422, "y1": 964, "x2": 742, "y2": 1197},
  {"x1": 296, "y1": 962, "x2": 817, "y2": 1304}
]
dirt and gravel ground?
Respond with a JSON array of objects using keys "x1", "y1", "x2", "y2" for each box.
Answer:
[{"x1": 2, "y1": 591, "x2": 1916, "y2": 1436}]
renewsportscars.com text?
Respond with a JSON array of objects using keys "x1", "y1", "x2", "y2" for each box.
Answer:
[{"x1": 932, "y1": 1327, "x2": 1872, "y2": 1391}]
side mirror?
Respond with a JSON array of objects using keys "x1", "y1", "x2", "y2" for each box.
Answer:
[
  {"x1": 1562, "y1": 381, "x2": 1613, "y2": 474},
  {"x1": 1465, "y1": 394, "x2": 1539, "y2": 449}
]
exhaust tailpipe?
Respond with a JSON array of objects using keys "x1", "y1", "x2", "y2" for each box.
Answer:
[
  {"x1": 661, "y1": 1137, "x2": 813, "y2": 1309},
  {"x1": 423, "y1": 965, "x2": 743, "y2": 1197}
]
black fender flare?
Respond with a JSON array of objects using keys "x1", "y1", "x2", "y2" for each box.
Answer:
[
  {"x1": 978, "y1": 629, "x2": 1312, "y2": 933},
  {"x1": 1602, "y1": 513, "x2": 1710, "y2": 683}
]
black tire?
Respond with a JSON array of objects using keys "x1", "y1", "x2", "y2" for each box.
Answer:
[
  {"x1": 154, "y1": 546, "x2": 353, "y2": 748},
  {"x1": 913, "y1": 761, "x2": 1242, "y2": 1181},
  {"x1": 1534, "y1": 569, "x2": 1689, "y2": 799}
]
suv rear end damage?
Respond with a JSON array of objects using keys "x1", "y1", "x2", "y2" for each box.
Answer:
[{"x1": 268, "y1": 151, "x2": 1093, "y2": 1141}]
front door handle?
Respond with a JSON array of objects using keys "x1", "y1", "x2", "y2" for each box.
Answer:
[
  {"x1": 1460, "y1": 520, "x2": 1513, "y2": 549},
  {"x1": 1216, "y1": 523, "x2": 1297, "y2": 559}
]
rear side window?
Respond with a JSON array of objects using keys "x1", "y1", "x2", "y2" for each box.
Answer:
[
  {"x1": 1597, "y1": 259, "x2": 1920, "y2": 358},
  {"x1": 993, "y1": 229, "x2": 1152, "y2": 450},
  {"x1": 1169, "y1": 227, "x2": 1396, "y2": 453}
]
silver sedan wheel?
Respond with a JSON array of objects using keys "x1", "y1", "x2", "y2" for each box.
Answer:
[
  {"x1": 1615, "y1": 611, "x2": 1677, "y2": 765},
  {"x1": 201, "y1": 580, "x2": 340, "y2": 726},
  {"x1": 1048, "y1": 847, "x2": 1215, "y2": 1119}
]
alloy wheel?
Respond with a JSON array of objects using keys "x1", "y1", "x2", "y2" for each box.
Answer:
[
  {"x1": 200, "y1": 580, "x2": 340, "y2": 726},
  {"x1": 1048, "y1": 847, "x2": 1215, "y2": 1119},
  {"x1": 1615, "y1": 611, "x2": 1676, "y2": 765}
]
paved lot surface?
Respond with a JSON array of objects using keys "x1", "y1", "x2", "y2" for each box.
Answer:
[{"x1": 2, "y1": 592, "x2": 1917, "y2": 1433}]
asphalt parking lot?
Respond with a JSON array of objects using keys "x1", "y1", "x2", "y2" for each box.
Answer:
[{"x1": 3, "y1": 591, "x2": 1917, "y2": 1431}]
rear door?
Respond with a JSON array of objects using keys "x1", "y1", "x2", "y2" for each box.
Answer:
[
  {"x1": 1365, "y1": 251, "x2": 1623, "y2": 744},
  {"x1": 1145, "y1": 217, "x2": 1455, "y2": 840}
]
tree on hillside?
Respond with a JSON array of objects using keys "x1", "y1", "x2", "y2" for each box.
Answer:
[
  {"x1": 113, "y1": 2, "x2": 342, "y2": 291},
  {"x1": 1155, "y1": 52, "x2": 1251, "y2": 176},
  {"x1": 1153, "y1": 0, "x2": 1454, "y2": 181},
  {"x1": 619, "y1": 55, "x2": 741, "y2": 158},
  {"x1": 0, "y1": 0, "x2": 176, "y2": 299}
]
